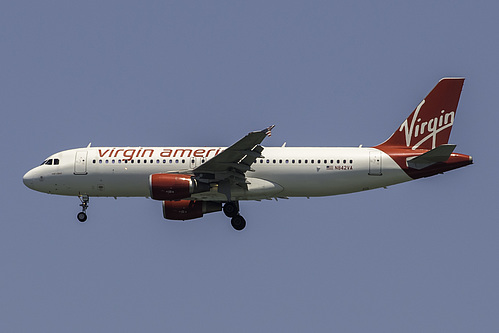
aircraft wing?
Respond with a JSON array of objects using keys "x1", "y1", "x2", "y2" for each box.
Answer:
[{"x1": 193, "y1": 125, "x2": 274, "y2": 183}]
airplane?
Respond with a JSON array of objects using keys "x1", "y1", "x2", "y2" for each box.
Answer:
[{"x1": 23, "y1": 78, "x2": 472, "y2": 230}]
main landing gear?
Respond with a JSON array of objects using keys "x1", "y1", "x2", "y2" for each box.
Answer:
[
  {"x1": 223, "y1": 201, "x2": 246, "y2": 231},
  {"x1": 77, "y1": 195, "x2": 89, "y2": 222}
]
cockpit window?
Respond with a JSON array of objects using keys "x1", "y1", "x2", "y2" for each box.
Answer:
[{"x1": 41, "y1": 158, "x2": 59, "y2": 166}]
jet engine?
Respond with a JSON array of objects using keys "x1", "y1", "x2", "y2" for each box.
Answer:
[
  {"x1": 162, "y1": 200, "x2": 222, "y2": 220},
  {"x1": 149, "y1": 174, "x2": 210, "y2": 200}
]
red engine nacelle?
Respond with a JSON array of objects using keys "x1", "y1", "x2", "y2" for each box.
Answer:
[
  {"x1": 162, "y1": 200, "x2": 222, "y2": 220},
  {"x1": 149, "y1": 173, "x2": 210, "y2": 200}
]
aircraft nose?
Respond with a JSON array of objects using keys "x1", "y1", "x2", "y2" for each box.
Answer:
[{"x1": 23, "y1": 169, "x2": 39, "y2": 190}]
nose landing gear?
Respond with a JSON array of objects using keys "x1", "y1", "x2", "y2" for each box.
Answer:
[
  {"x1": 223, "y1": 201, "x2": 247, "y2": 231},
  {"x1": 77, "y1": 195, "x2": 89, "y2": 222}
]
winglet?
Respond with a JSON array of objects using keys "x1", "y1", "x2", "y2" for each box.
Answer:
[{"x1": 265, "y1": 125, "x2": 275, "y2": 137}]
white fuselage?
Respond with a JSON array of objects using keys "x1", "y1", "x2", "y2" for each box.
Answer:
[{"x1": 23, "y1": 146, "x2": 411, "y2": 201}]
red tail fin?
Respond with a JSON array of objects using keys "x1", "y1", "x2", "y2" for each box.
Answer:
[{"x1": 376, "y1": 78, "x2": 465, "y2": 150}]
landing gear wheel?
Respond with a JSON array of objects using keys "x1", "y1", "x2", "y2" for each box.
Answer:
[
  {"x1": 77, "y1": 212, "x2": 87, "y2": 222},
  {"x1": 231, "y1": 215, "x2": 246, "y2": 231},
  {"x1": 77, "y1": 195, "x2": 90, "y2": 223},
  {"x1": 223, "y1": 202, "x2": 239, "y2": 218}
]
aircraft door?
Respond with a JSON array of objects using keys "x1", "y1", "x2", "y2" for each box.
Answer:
[
  {"x1": 74, "y1": 150, "x2": 88, "y2": 175},
  {"x1": 190, "y1": 157, "x2": 202, "y2": 169},
  {"x1": 369, "y1": 151, "x2": 382, "y2": 176}
]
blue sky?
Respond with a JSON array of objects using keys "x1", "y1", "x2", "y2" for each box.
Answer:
[{"x1": 1, "y1": 1, "x2": 497, "y2": 332}]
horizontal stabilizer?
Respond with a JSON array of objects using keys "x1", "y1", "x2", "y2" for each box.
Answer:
[{"x1": 406, "y1": 144, "x2": 456, "y2": 170}]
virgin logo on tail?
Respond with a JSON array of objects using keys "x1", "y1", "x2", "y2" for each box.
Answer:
[
  {"x1": 399, "y1": 100, "x2": 455, "y2": 150},
  {"x1": 376, "y1": 78, "x2": 464, "y2": 150}
]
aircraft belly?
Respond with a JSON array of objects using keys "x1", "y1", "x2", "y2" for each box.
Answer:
[
  {"x1": 89, "y1": 173, "x2": 149, "y2": 197},
  {"x1": 54, "y1": 173, "x2": 150, "y2": 197},
  {"x1": 232, "y1": 177, "x2": 283, "y2": 200},
  {"x1": 191, "y1": 177, "x2": 283, "y2": 201}
]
